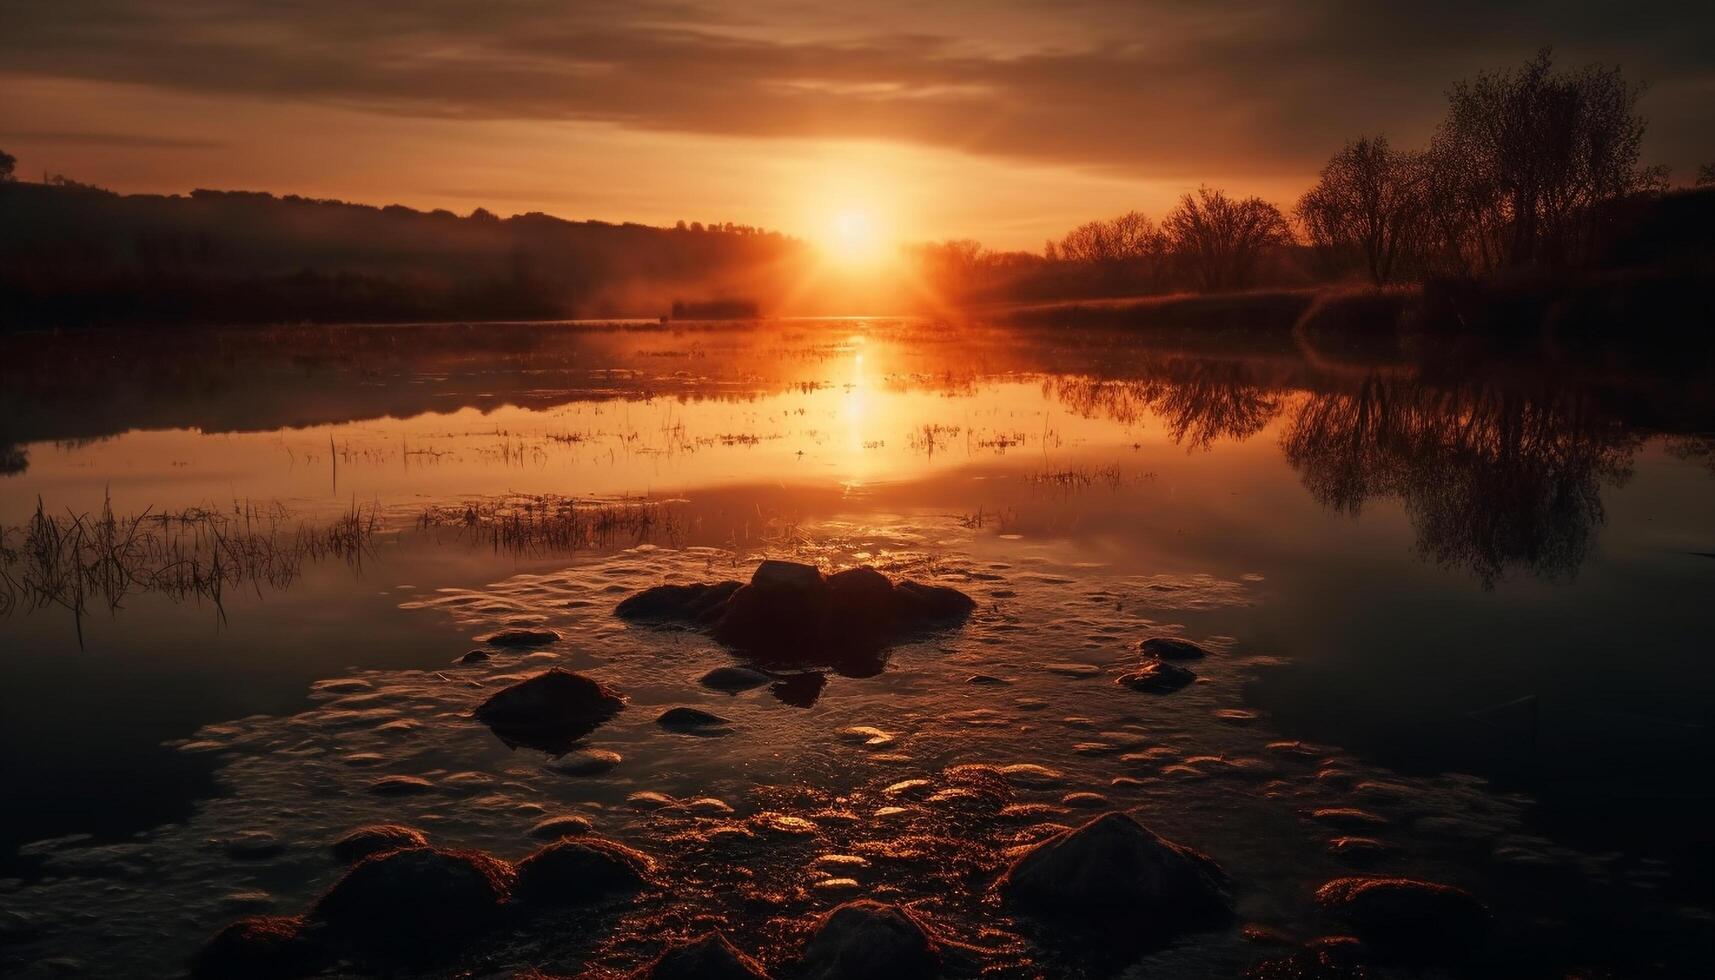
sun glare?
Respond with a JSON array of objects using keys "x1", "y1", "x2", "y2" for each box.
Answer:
[{"x1": 823, "y1": 206, "x2": 885, "y2": 266}]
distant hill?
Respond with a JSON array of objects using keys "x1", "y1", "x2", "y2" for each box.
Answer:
[{"x1": 0, "y1": 181, "x2": 808, "y2": 327}]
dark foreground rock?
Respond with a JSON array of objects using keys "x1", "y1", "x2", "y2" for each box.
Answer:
[
  {"x1": 632, "y1": 931, "x2": 771, "y2": 979},
  {"x1": 482, "y1": 626, "x2": 563, "y2": 647},
  {"x1": 1314, "y1": 876, "x2": 1489, "y2": 959},
  {"x1": 1138, "y1": 636, "x2": 1211, "y2": 660},
  {"x1": 617, "y1": 561, "x2": 975, "y2": 669},
  {"x1": 657, "y1": 706, "x2": 732, "y2": 732},
  {"x1": 191, "y1": 915, "x2": 321, "y2": 980},
  {"x1": 311, "y1": 847, "x2": 515, "y2": 962},
  {"x1": 700, "y1": 665, "x2": 775, "y2": 692},
  {"x1": 473, "y1": 668, "x2": 624, "y2": 750},
  {"x1": 330, "y1": 824, "x2": 429, "y2": 864},
  {"x1": 799, "y1": 900, "x2": 941, "y2": 980},
  {"x1": 513, "y1": 838, "x2": 655, "y2": 906},
  {"x1": 1115, "y1": 659, "x2": 1197, "y2": 693},
  {"x1": 1001, "y1": 812, "x2": 1232, "y2": 931}
]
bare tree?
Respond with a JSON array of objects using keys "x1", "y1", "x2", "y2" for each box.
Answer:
[
  {"x1": 1698, "y1": 163, "x2": 1715, "y2": 187},
  {"x1": 1296, "y1": 136, "x2": 1424, "y2": 284},
  {"x1": 1428, "y1": 49, "x2": 1656, "y2": 270},
  {"x1": 0, "y1": 149, "x2": 16, "y2": 182},
  {"x1": 1163, "y1": 186, "x2": 1293, "y2": 292},
  {"x1": 1054, "y1": 211, "x2": 1159, "y2": 265}
]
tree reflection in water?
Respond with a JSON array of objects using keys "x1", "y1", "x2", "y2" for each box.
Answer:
[
  {"x1": 1280, "y1": 375, "x2": 1639, "y2": 587},
  {"x1": 1050, "y1": 358, "x2": 1285, "y2": 450}
]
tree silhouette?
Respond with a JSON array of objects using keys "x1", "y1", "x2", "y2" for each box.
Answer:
[
  {"x1": 1162, "y1": 187, "x2": 1293, "y2": 292},
  {"x1": 0, "y1": 149, "x2": 16, "y2": 182},
  {"x1": 1698, "y1": 163, "x2": 1715, "y2": 187},
  {"x1": 1296, "y1": 136, "x2": 1424, "y2": 284}
]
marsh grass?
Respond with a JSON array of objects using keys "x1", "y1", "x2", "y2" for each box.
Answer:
[
  {"x1": 0, "y1": 494, "x2": 381, "y2": 643},
  {"x1": 415, "y1": 494, "x2": 682, "y2": 553}
]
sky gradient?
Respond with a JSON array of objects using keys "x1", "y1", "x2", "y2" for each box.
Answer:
[{"x1": 3, "y1": 1, "x2": 1712, "y2": 250}]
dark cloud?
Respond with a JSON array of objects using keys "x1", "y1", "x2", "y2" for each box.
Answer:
[{"x1": 3, "y1": 0, "x2": 1711, "y2": 176}]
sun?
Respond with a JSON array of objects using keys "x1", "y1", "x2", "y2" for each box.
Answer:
[{"x1": 822, "y1": 206, "x2": 886, "y2": 267}]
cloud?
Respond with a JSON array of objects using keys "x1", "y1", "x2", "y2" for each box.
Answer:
[
  {"x1": 3, "y1": 1, "x2": 1711, "y2": 177},
  {"x1": 2, "y1": 129, "x2": 227, "y2": 149}
]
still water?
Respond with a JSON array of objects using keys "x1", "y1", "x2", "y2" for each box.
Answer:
[{"x1": 1, "y1": 320, "x2": 1712, "y2": 976}]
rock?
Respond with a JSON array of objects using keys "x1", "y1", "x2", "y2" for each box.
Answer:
[
  {"x1": 331, "y1": 824, "x2": 430, "y2": 864},
  {"x1": 528, "y1": 815, "x2": 595, "y2": 839},
  {"x1": 311, "y1": 847, "x2": 515, "y2": 961},
  {"x1": 682, "y1": 797, "x2": 735, "y2": 815},
  {"x1": 966, "y1": 673, "x2": 1011, "y2": 685},
  {"x1": 1000, "y1": 812, "x2": 1232, "y2": 930},
  {"x1": 1061, "y1": 791, "x2": 1110, "y2": 809},
  {"x1": 1327, "y1": 836, "x2": 1394, "y2": 864},
  {"x1": 799, "y1": 900, "x2": 940, "y2": 980},
  {"x1": 482, "y1": 627, "x2": 562, "y2": 647},
  {"x1": 893, "y1": 580, "x2": 977, "y2": 621},
  {"x1": 457, "y1": 649, "x2": 490, "y2": 664},
  {"x1": 1044, "y1": 661, "x2": 1102, "y2": 678},
  {"x1": 838, "y1": 726, "x2": 896, "y2": 748},
  {"x1": 997, "y1": 763, "x2": 1066, "y2": 788},
  {"x1": 547, "y1": 748, "x2": 623, "y2": 775},
  {"x1": 617, "y1": 581, "x2": 744, "y2": 624},
  {"x1": 367, "y1": 775, "x2": 435, "y2": 796},
  {"x1": 473, "y1": 668, "x2": 624, "y2": 750},
  {"x1": 700, "y1": 665, "x2": 774, "y2": 692},
  {"x1": 513, "y1": 838, "x2": 655, "y2": 905},
  {"x1": 1314, "y1": 877, "x2": 1489, "y2": 959},
  {"x1": 191, "y1": 915, "x2": 320, "y2": 980},
  {"x1": 632, "y1": 931, "x2": 771, "y2": 980},
  {"x1": 1116, "y1": 660, "x2": 1196, "y2": 693},
  {"x1": 1138, "y1": 636, "x2": 1211, "y2": 660},
  {"x1": 628, "y1": 791, "x2": 677, "y2": 810},
  {"x1": 657, "y1": 706, "x2": 733, "y2": 732}
]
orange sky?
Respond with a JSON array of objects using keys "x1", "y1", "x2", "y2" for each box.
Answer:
[{"x1": 2, "y1": 2, "x2": 1711, "y2": 251}]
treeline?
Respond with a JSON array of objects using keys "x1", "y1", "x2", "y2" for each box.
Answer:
[
  {"x1": 0, "y1": 178, "x2": 804, "y2": 327},
  {"x1": 915, "y1": 50, "x2": 1714, "y2": 306}
]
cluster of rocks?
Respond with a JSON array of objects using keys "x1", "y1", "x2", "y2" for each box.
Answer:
[
  {"x1": 1115, "y1": 635, "x2": 1209, "y2": 693},
  {"x1": 616, "y1": 561, "x2": 976, "y2": 671}
]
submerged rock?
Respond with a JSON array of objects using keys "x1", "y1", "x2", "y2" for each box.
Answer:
[
  {"x1": 546, "y1": 747, "x2": 623, "y2": 776},
  {"x1": 527, "y1": 814, "x2": 595, "y2": 840},
  {"x1": 513, "y1": 838, "x2": 655, "y2": 905},
  {"x1": 632, "y1": 932, "x2": 771, "y2": 980},
  {"x1": 191, "y1": 915, "x2": 320, "y2": 980},
  {"x1": 799, "y1": 900, "x2": 941, "y2": 980},
  {"x1": 700, "y1": 665, "x2": 774, "y2": 692},
  {"x1": 1115, "y1": 660, "x2": 1196, "y2": 693},
  {"x1": 330, "y1": 824, "x2": 429, "y2": 864},
  {"x1": 311, "y1": 847, "x2": 515, "y2": 961},
  {"x1": 367, "y1": 774, "x2": 435, "y2": 796},
  {"x1": 616, "y1": 561, "x2": 975, "y2": 669},
  {"x1": 1314, "y1": 876, "x2": 1489, "y2": 959},
  {"x1": 1000, "y1": 812, "x2": 1232, "y2": 930},
  {"x1": 473, "y1": 668, "x2": 624, "y2": 750},
  {"x1": 617, "y1": 581, "x2": 744, "y2": 624},
  {"x1": 657, "y1": 706, "x2": 733, "y2": 732},
  {"x1": 1138, "y1": 636, "x2": 1211, "y2": 660},
  {"x1": 482, "y1": 627, "x2": 563, "y2": 647},
  {"x1": 457, "y1": 649, "x2": 491, "y2": 664}
]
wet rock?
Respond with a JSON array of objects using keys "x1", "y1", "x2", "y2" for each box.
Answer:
[
  {"x1": 474, "y1": 668, "x2": 624, "y2": 750},
  {"x1": 1061, "y1": 791, "x2": 1110, "y2": 809},
  {"x1": 457, "y1": 649, "x2": 490, "y2": 664},
  {"x1": 799, "y1": 900, "x2": 941, "y2": 980},
  {"x1": 838, "y1": 726, "x2": 896, "y2": 748},
  {"x1": 771, "y1": 671, "x2": 828, "y2": 707},
  {"x1": 331, "y1": 824, "x2": 430, "y2": 864},
  {"x1": 617, "y1": 581, "x2": 744, "y2": 624},
  {"x1": 191, "y1": 915, "x2": 321, "y2": 980},
  {"x1": 368, "y1": 775, "x2": 435, "y2": 796},
  {"x1": 311, "y1": 847, "x2": 515, "y2": 962},
  {"x1": 1327, "y1": 836, "x2": 1394, "y2": 864},
  {"x1": 628, "y1": 790, "x2": 677, "y2": 810},
  {"x1": 514, "y1": 838, "x2": 655, "y2": 905},
  {"x1": 700, "y1": 665, "x2": 774, "y2": 692},
  {"x1": 548, "y1": 748, "x2": 623, "y2": 776},
  {"x1": 811, "y1": 876, "x2": 864, "y2": 896},
  {"x1": 528, "y1": 815, "x2": 595, "y2": 840},
  {"x1": 998, "y1": 763, "x2": 1066, "y2": 788},
  {"x1": 1000, "y1": 812, "x2": 1232, "y2": 930},
  {"x1": 1138, "y1": 636, "x2": 1211, "y2": 660},
  {"x1": 1044, "y1": 662, "x2": 1102, "y2": 678},
  {"x1": 966, "y1": 673, "x2": 1012, "y2": 685},
  {"x1": 1315, "y1": 876, "x2": 1489, "y2": 959},
  {"x1": 632, "y1": 931, "x2": 771, "y2": 980},
  {"x1": 482, "y1": 627, "x2": 562, "y2": 647},
  {"x1": 1116, "y1": 660, "x2": 1196, "y2": 693},
  {"x1": 657, "y1": 706, "x2": 733, "y2": 732},
  {"x1": 682, "y1": 797, "x2": 736, "y2": 815}
]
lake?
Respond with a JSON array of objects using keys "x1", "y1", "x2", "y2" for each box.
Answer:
[{"x1": 2, "y1": 319, "x2": 1712, "y2": 977}]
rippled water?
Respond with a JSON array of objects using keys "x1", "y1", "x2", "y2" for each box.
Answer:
[{"x1": 2, "y1": 320, "x2": 1713, "y2": 977}]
